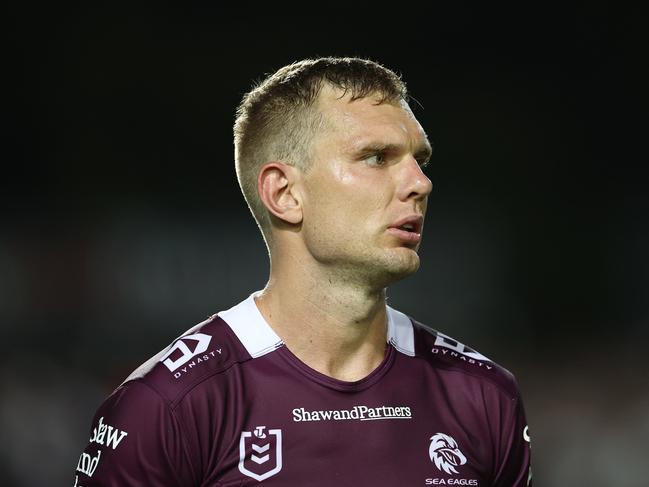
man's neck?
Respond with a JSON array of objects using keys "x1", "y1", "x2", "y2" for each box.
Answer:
[{"x1": 255, "y1": 267, "x2": 389, "y2": 382}]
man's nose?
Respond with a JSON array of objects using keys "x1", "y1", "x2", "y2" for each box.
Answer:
[{"x1": 398, "y1": 156, "x2": 433, "y2": 201}]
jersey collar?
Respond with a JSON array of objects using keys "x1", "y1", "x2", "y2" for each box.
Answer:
[{"x1": 218, "y1": 291, "x2": 415, "y2": 358}]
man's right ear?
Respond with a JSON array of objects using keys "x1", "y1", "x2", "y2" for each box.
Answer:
[{"x1": 257, "y1": 162, "x2": 303, "y2": 225}]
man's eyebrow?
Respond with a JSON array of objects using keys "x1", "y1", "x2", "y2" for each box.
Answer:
[
  {"x1": 351, "y1": 141, "x2": 433, "y2": 159},
  {"x1": 352, "y1": 143, "x2": 400, "y2": 154},
  {"x1": 414, "y1": 142, "x2": 433, "y2": 161}
]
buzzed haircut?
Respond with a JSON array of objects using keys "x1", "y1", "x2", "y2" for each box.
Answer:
[{"x1": 233, "y1": 57, "x2": 409, "y2": 240}]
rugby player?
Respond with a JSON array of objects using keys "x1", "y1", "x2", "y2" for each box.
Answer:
[{"x1": 73, "y1": 56, "x2": 532, "y2": 486}]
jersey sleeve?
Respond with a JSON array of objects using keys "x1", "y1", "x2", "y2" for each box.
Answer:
[
  {"x1": 72, "y1": 380, "x2": 196, "y2": 487},
  {"x1": 492, "y1": 388, "x2": 533, "y2": 487}
]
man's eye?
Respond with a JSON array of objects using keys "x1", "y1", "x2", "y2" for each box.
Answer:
[{"x1": 366, "y1": 153, "x2": 386, "y2": 166}]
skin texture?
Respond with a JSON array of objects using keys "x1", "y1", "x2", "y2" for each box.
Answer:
[{"x1": 256, "y1": 85, "x2": 433, "y2": 381}]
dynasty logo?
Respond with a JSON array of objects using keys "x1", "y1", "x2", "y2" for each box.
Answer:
[{"x1": 159, "y1": 332, "x2": 223, "y2": 378}]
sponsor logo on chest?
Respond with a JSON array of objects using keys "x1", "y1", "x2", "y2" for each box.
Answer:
[{"x1": 292, "y1": 404, "x2": 412, "y2": 422}]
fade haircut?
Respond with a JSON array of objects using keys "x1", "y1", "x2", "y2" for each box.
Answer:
[{"x1": 233, "y1": 56, "x2": 409, "y2": 241}]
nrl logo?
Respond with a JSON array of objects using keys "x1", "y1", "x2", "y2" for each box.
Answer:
[
  {"x1": 429, "y1": 432, "x2": 467, "y2": 475},
  {"x1": 238, "y1": 426, "x2": 283, "y2": 482}
]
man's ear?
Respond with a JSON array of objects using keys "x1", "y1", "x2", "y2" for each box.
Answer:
[{"x1": 257, "y1": 162, "x2": 303, "y2": 225}]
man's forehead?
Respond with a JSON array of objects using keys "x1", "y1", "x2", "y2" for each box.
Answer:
[
  {"x1": 316, "y1": 84, "x2": 408, "y2": 116},
  {"x1": 315, "y1": 86, "x2": 429, "y2": 149}
]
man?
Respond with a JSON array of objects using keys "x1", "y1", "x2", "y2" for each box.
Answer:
[{"x1": 73, "y1": 57, "x2": 532, "y2": 486}]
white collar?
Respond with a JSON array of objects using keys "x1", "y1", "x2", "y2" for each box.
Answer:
[{"x1": 217, "y1": 291, "x2": 415, "y2": 358}]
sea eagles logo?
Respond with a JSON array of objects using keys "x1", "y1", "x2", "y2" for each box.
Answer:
[
  {"x1": 239, "y1": 426, "x2": 283, "y2": 482},
  {"x1": 429, "y1": 432, "x2": 467, "y2": 474}
]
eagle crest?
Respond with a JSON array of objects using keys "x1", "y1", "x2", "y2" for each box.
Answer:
[{"x1": 429, "y1": 432, "x2": 467, "y2": 475}]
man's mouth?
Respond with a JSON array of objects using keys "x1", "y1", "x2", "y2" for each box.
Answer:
[
  {"x1": 398, "y1": 222, "x2": 418, "y2": 232},
  {"x1": 388, "y1": 216, "x2": 424, "y2": 245}
]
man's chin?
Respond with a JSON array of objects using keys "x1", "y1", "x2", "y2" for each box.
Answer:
[{"x1": 374, "y1": 250, "x2": 421, "y2": 284}]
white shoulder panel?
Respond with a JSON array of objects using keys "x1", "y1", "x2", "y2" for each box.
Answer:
[
  {"x1": 218, "y1": 292, "x2": 283, "y2": 358},
  {"x1": 387, "y1": 306, "x2": 415, "y2": 357}
]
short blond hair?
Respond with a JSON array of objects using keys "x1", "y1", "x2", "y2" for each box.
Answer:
[{"x1": 233, "y1": 57, "x2": 409, "y2": 241}]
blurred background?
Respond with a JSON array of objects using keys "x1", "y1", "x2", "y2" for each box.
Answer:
[{"x1": 3, "y1": 3, "x2": 648, "y2": 486}]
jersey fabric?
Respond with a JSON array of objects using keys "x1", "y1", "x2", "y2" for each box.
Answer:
[{"x1": 73, "y1": 292, "x2": 532, "y2": 486}]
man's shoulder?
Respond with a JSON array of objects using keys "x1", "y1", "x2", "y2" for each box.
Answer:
[
  {"x1": 403, "y1": 313, "x2": 521, "y2": 399},
  {"x1": 118, "y1": 312, "x2": 250, "y2": 406}
]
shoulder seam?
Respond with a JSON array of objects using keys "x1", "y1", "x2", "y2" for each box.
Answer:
[
  {"x1": 168, "y1": 357, "x2": 249, "y2": 407},
  {"x1": 168, "y1": 397, "x2": 201, "y2": 483},
  {"x1": 167, "y1": 320, "x2": 259, "y2": 406},
  {"x1": 426, "y1": 358, "x2": 519, "y2": 400},
  {"x1": 119, "y1": 380, "x2": 192, "y2": 487}
]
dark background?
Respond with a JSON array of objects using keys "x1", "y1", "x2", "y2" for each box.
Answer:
[{"x1": 3, "y1": 4, "x2": 648, "y2": 486}]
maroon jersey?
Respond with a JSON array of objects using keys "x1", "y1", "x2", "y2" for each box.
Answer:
[{"x1": 73, "y1": 293, "x2": 532, "y2": 486}]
